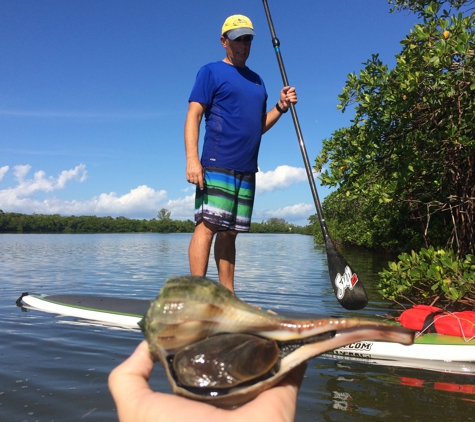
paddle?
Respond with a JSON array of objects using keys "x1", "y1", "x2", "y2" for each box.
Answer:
[{"x1": 261, "y1": 0, "x2": 368, "y2": 310}]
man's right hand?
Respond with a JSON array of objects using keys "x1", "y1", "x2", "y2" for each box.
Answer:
[{"x1": 186, "y1": 159, "x2": 204, "y2": 190}]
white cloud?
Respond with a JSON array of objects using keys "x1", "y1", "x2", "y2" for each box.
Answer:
[
  {"x1": 0, "y1": 164, "x2": 167, "y2": 218},
  {"x1": 256, "y1": 165, "x2": 308, "y2": 195},
  {"x1": 6, "y1": 164, "x2": 88, "y2": 198},
  {"x1": 90, "y1": 185, "x2": 167, "y2": 215},
  {"x1": 255, "y1": 203, "x2": 314, "y2": 223},
  {"x1": 0, "y1": 165, "x2": 9, "y2": 181},
  {"x1": 164, "y1": 194, "x2": 195, "y2": 221},
  {"x1": 20, "y1": 186, "x2": 167, "y2": 217}
]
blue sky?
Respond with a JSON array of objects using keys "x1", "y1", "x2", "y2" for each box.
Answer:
[{"x1": 0, "y1": 0, "x2": 420, "y2": 226}]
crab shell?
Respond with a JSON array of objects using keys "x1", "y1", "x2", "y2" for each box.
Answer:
[{"x1": 139, "y1": 275, "x2": 414, "y2": 408}]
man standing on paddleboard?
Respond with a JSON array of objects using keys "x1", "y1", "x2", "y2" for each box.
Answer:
[{"x1": 185, "y1": 14, "x2": 297, "y2": 293}]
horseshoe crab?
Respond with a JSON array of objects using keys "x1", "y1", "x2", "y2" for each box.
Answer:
[{"x1": 139, "y1": 275, "x2": 414, "y2": 408}]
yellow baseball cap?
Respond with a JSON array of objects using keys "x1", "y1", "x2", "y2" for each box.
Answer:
[{"x1": 221, "y1": 14, "x2": 255, "y2": 40}]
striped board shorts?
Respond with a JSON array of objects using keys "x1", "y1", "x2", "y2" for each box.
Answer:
[{"x1": 194, "y1": 166, "x2": 256, "y2": 232}]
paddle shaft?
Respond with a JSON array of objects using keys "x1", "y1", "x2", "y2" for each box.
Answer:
[
  {"x1": 262, "y1": 0, "x2": 368, "y2": 310},
  {"x1": 262, "y1": 2, "x2": 325, "y2": 238}
]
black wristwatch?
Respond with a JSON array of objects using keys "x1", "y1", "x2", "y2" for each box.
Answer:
[{"x1": 275, "y1": 102, "x2": 288, "y2": 114}]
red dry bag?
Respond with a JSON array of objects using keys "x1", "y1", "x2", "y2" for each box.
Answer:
[{"x1": 397, "y1": 305, "x2": 475, "y2": 339}]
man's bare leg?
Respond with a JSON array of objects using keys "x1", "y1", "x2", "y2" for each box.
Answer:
[
  {"x1": 188, "y1": 221, "x2": 217, "y2": 277},
  {"x1": 214, "y1": 230, "x2": 238, "y2": 293}
]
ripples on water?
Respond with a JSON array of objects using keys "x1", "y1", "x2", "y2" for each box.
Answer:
[{"x1": 1, "y1": 233, "x2": 474, "y2": 421}]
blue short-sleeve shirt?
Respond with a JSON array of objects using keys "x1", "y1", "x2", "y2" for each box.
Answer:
[{"x1": 189, "y1": 61, "x2": 268, "y2": 173}]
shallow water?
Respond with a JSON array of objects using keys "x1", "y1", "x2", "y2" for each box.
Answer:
[{"x1": 1, "y1": 233, "x2": 474, "y2": 421}]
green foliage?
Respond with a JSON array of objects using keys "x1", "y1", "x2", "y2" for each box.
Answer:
[
  {"x1": 250, "y1": 218, "x2": 312, "y2": 234},
  {"x1": 157, "y1": 208, "x2": 172, "y2": 220},
  {"x1": 378, "y1": 246, "x2": 475, "y2": 308},
  {"x1": 0, "y1": 212, "x2": 195, "y2": 234},
  {"x1": 388, "y1": 0, "x2": 474, "y2": 17},
  {"x1": 0, "y1": 212, "x2": 310, "y2": 235},
  {"x1": 312, "y1": 191, "x2": 425, "y2": 250},
  {"x1": 307, "y1": 213, "x2": 324, "y2": 243},
  {"x1": 315, "y1": 0, "x2": 475, "y2": 256}
]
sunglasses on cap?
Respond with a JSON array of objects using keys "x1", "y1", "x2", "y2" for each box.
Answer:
[{"x1": 229, "y1": 35, "x2": 254, "y2": 43}]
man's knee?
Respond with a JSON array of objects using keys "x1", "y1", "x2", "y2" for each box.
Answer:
[
  {"x1": 194, "y1": 220, "x2": 220, "y2": 237},
  {"x1": 217, "y1": 229, "x2": 238, "y2": 239}
]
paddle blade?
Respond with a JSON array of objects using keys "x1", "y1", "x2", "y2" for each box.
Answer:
[{"x1": 325, "y1": 238, "x2": 368, "y2": 310}]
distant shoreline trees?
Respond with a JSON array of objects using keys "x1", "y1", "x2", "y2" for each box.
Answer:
[{"x1": 0, "y1": 210, "x2": 311, "y2": 235}]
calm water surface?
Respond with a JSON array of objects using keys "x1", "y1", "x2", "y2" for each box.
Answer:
[{"x1": 1, "y1": 233, "x2": 474, "y2": 421}]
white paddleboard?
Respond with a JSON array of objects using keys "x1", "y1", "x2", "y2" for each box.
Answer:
[{"x1": 18, "y1": 293, "x2": 475, "y2": 374}]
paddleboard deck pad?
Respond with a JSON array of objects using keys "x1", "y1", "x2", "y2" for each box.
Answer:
[{"x1": 17, "y1": 293, "x2": 475, "y2": 374}]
